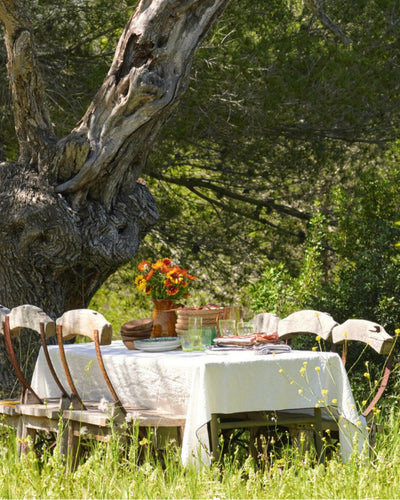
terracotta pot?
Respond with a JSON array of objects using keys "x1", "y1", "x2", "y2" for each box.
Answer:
[{"x1": 151, "y1": 299, "x2": 180, "y2": 337}]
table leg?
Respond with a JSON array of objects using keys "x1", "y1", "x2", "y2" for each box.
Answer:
[{"x1": 209, "y1": 414, "x2": 220, "y2": 461}]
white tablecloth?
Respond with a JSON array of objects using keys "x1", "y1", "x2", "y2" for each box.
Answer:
[{"x1": 31, "y1": 341, "x2": 367, "y2": 465}]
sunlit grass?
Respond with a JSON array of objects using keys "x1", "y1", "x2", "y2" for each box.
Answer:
[{"x1": 1, "y1": 407, "x2": 400, "y2": 499}]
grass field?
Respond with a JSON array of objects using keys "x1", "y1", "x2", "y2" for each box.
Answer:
[{"x1": 1, "y1": 407, "x2": 400, "y2": 499}]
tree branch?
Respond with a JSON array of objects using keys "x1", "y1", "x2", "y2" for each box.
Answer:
[
  {"x1": 305, "y1": 0, "x2": 352, "y2": 45},
  {"x1": 54, "y1": 0, "x2": 231, "y2": 208},
  {"x1": 150, "y1": 170, "x2": 313, "y2": 222},
  {"x1": 0, "y1": 0, "x2": 56, "y2": 165}
]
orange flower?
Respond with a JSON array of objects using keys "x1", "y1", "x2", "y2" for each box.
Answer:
[
  {"x1": 152, "y1": 259, "x2": 164, "y2": 270},
  {"x1": 144, "y1": 268, "x2": 154, "y2": 281},
  {"x1": 166, "y1": 286, "x2": 179, "y2": 296},
  {"x1": 138, "y1": 260, "x2": 151, "y2": 272}
]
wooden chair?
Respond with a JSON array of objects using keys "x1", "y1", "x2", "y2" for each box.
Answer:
[
  {"x1": 0, "y1": 304, "x2": 20, "y2": 430},
  {"x1": 56, "y1": 309, "x2": 186, "y2": 467},
  {"x1": 1, "y1": 304, "x2": 71, "y2": 454},
  {"x1": 329, "y1": 319, "x2": 395, "y2": 432},
  {"x1": 267, "y1": 318, "x2": 395, "y2": 460}
]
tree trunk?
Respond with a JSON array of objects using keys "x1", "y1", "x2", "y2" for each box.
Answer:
[{"x1": 0, "y1": 0, "x2": 230, "y2": 396}]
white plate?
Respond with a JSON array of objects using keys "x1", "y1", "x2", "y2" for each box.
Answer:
[{"x1": 134, "y1": 337, "x2": 181, "y2": 352}]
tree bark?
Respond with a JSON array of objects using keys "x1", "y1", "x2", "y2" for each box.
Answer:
[{"x1": 0, "y1": 0, "x2": 230, "y2": 396}]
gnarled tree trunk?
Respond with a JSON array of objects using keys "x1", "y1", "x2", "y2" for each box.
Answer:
[{"x1": 0, "y1": 0, "x2": 230, "y2": 396}]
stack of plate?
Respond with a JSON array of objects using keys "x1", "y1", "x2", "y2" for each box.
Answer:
[
  {"x1": 176, "y1": 306, "x2": 223, "y2": 333},
  {"x1": 120, "y1": 318, "x2": 153, "y2": 350}
]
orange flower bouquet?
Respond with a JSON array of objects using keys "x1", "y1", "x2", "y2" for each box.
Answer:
[{"x1": 135, "y1": 258, "x2": 196, "y2": 301}]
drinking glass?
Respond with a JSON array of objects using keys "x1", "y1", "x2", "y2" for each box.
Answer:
[
  {"x1": 202, "y1": 326, "x2": 217, "y2": 348},
  {"x1": 188, "y1": 316, "x2": 203, "y2": 350},
  {"x1": 236, "y1": 321, "x2": 254, "y2": 336},
  {"x1": 180, "y1": 330, "x2": 194, "y2": 351},
  {"x1": 218, "y1": 319, "x2": 236, "y2": 336}
]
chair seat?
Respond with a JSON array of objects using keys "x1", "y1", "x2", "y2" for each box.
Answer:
[
  {"x1": 64, "y1": 405, "x2": 186, "y2": 428},
  {"x1": 0, "y1": 400, "x2": 21, "y2": 429},
  {"x1": 0, "y1": 400, "x2": 20, "y2": 416},
  {"x1": 18, "y1": 399, "x2": 63, "y2": 419},
  {"x1": 275, "y1": 407, "x2": 339, "y2": 422},
  {"x1": 126, "y1": 408, "x2": 186, "y2": 428}
]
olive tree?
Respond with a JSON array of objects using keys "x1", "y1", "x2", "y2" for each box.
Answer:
[{"x1": 0, "y1": 0, "x2": 229, "y2": 395}]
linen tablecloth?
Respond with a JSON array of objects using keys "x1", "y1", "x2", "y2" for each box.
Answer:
[{"x1": 30, "y1": 341, "x2": 367, "y2": 465}]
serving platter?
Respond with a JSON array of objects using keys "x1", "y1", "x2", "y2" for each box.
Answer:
[{"x1": 134, "y1": 337, "x2": 181, "y2": 352}]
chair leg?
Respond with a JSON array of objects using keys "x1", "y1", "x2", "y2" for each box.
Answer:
[
  {"x1": 17, "y1": 416, "x2": 37, "y2": 456},
  {"x1": 313, "y1": 407, "x2": 325, "y2": 463},
  {"x1": 66, "y1": 421, "x2": 81, "y2": 471}
]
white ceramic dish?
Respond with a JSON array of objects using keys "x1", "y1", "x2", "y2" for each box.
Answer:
[{"x1": 134, "y1": 337, "x2": 181, "y2": 352}]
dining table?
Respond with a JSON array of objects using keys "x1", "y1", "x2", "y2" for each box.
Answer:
[{"x1": 30, "y1": 340, "x2": 367, "y2": 466}]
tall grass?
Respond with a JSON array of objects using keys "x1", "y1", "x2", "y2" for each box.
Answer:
[{"x1": 1, "y1": 408, "x2": 400, "y2": 499}]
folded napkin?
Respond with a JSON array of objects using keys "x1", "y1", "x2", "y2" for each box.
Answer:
[
  {"x1": 254, "y1": 343, "x2": 292, "y2": 355},
  {"x1": 211, "y1": 332, "x2": 291, "y2": 355},
  {"x1": 213, "y1": 332, "x2": 279, "y2": 347}
]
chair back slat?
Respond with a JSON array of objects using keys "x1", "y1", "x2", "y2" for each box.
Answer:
[
  {"x1": 38, "y1": 322, "x2": 70, "y2": 399},
  {"x1": 278, "y1": 310, "x2": 338, "y2": 341},
  {"x1": 0, "y1": 305, "x2": 10, "y2": 323},
  {"x1": 8, "y1": 304, "x2": 55, "y2": 339},
  {"x1": 56, "y1": 309, "x2": 112, "y2": 344},
  {"x1": 56, "y1": 324, "x2": 85, "y2": 410},
  {"x1": 93, "y1": 330, "x2": 122, "y2": 404},
  {"x1": 331, "y1": 319, "x2": 394, "y2": 355},
  {"x1": 252, "y1": 313, "x2": 280, "y2": 334}
]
